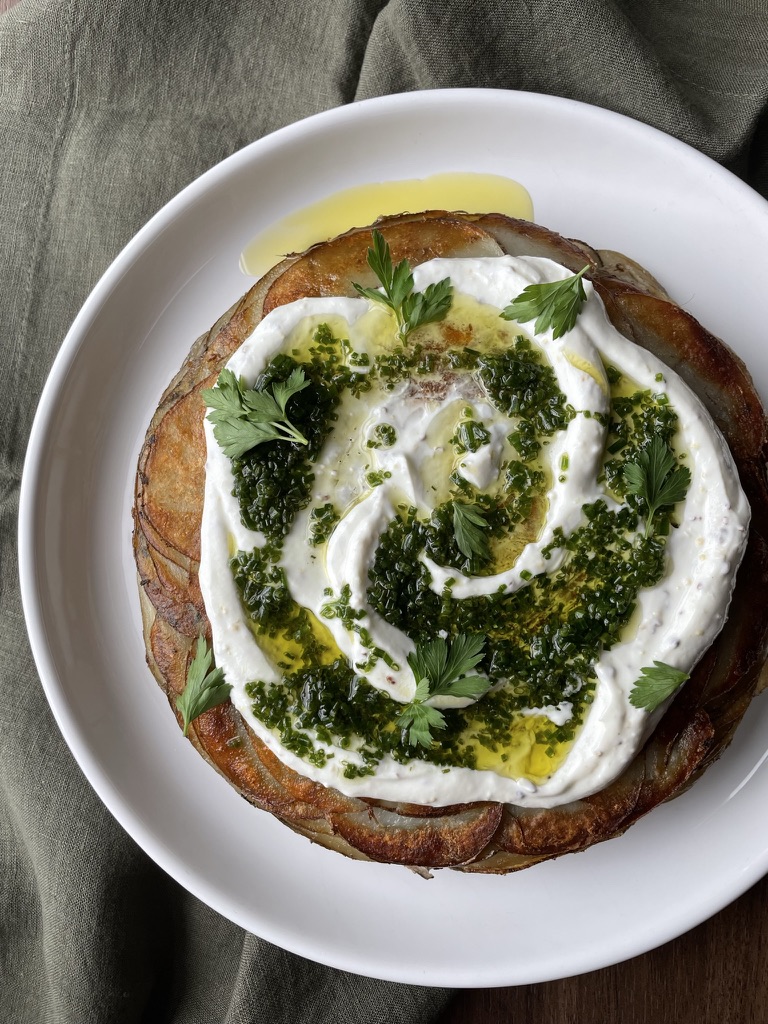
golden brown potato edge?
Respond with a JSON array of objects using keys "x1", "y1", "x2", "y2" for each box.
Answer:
[{"x1": 133, "y1": 212, "x2": 768, "y2": 872}]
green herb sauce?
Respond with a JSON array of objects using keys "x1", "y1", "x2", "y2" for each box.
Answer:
[{"x1": 224, "y1": 314, "x2": 687, "y2": 783}]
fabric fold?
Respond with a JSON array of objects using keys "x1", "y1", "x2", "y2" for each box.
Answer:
[{"x1": 2, "y1": 0, "x2": 768, "y2": 1020}]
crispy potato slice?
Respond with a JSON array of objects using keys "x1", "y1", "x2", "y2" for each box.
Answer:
[
  {"x1": 133, "y1": 213, "x2": 768, "y2": 872},
  {"x1": 262, "y1": 212, "x2": 504, "y2": 313}
]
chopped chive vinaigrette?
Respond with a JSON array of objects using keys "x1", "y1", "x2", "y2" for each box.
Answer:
[{"x1": 221, "y1": 311, "x2": 686, "y2": 781}]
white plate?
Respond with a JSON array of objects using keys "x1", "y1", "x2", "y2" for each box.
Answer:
[{"x1": 19, "y1": 89, "x2": 768, "y2": 988}]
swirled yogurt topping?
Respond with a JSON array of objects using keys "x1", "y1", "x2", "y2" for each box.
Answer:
[{"x1": 199, "y1": 255, "x2": 749, "y2": 808}]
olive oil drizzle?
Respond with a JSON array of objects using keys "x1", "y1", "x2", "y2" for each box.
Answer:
[
  {"x1": 221, "y1": 300, "x2": 687, "y2": 782},
  {"x1": 239, "y1": 172, "x2": 534, "y2": 278}
]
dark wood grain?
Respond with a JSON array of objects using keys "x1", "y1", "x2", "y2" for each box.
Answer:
[{"x1": 438, "y1": 873, "x2": 768, "y2": 1024}]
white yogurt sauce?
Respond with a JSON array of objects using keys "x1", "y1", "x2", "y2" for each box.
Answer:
[{"x1": 198, "y1": 256, "x2": 749, "y2": 808}]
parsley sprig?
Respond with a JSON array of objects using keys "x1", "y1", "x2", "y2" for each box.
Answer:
[
  {"x1": 623, "y1": 436, "x2": 691, "y2": 536},
  {"x1": 353, "y1": 229, "x2": 453, "y2": 342},
  {"x1": 202, "y1": 367, "x2": 310, "y2": 459},
  {"x1": 176, "y1": 637, "x2": 232, "y2": 737},
  {"x1": 397, "y1": 634, "x2": 490, "y2": 748},
  {"x1": 453, "y1": 500, "x2": 490, "y2": 561},
  {"x1": 501, "y1": 265, "x2": 589, "y2": 339},
  {"x1": 629, "y1": 661, "x2": 690, "y2": 712}
]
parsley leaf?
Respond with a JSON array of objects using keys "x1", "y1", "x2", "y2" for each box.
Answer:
[
  {"x1": 452, "y1": 500, "x2": 490, "y2": 561},
  {"x1": 397, "y1": 701, "x2": 447, "y2": 749},
  {"x1": 202, "y1": 367, "x2": 310, "y2": 459},
  {"x1": 628, "y1": 661, "x2": 690, "y2": 712},
  {"x1": 353, "y1": 229, "x2": 453, "y2": 342},
  {"x1": 397, "y1": 634, "x2": 489, "y2": 748},
  {"x1": 176, "y1": 637, "x2": 232, "y2": 737},
  {"x1": 623, "y1": 436, "x2": 691, "y2": 536},
  {"x1": 500, "y1": 265, "x2": 589, "y2": 339}
]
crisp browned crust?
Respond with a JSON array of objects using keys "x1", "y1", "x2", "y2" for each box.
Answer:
[{"x1": 133, "y1": 213, "x2": 768, "y2": 872}]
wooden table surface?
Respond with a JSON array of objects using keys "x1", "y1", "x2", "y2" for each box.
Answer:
[{"x1": 436, "y1": 872, "x2": 768, "y2": 1023}]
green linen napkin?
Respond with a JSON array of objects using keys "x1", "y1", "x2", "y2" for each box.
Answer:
[{"x1": 1, "y1": 1, "x2": 767, "y2": 1021}]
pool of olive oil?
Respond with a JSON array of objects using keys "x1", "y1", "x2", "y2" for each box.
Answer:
[{"x1": 240, "y1": 172, "x2": 533, "y2": 278}]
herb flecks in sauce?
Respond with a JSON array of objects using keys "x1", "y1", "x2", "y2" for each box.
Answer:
[
  {"x1": 308, "y1": 503, "x2": 340, "y2": 546},
  {"x1": 367, "y1": 423, "x2": 397, "y2": 449},
  {"x1": 478, "y1": 337, "x2": 574, "y2": 463},
  {"x1": 451, "y1": 412, "x2": 491, "y2": 454},
  {"x1": 222, "y1": 301, "x2": 689, "y2": 783}
]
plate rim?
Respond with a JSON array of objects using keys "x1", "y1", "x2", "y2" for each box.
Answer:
[{"x1": 18, "y1": 87, "x2": 768, "y2": 987}]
